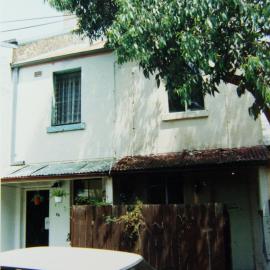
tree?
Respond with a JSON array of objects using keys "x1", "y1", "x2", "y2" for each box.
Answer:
[{"x1": 48, "y1": 0, "x2": 270, "y2": 121}]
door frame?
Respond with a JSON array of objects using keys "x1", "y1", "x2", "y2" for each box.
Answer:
[{"x1": 22, "y1": 187, "x2": 50, "y2": 248}]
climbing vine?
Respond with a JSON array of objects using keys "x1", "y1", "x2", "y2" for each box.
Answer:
[{"x1": 106, "y1": 200, "x2": 145, "y2": 241}]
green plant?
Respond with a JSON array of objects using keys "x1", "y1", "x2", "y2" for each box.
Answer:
[
  {"x1": 107, "y1": 200, "x2": 145, "y2": 240},
  {"x1": 51, "y1": 188, "x2": 67, "y2": 197},
  {"x1": 74, "y1": 196, "x2": 109, "y2": 206}
]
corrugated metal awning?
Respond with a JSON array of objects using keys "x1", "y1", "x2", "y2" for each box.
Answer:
[
  {"x1": 2, "y1": 159, "x2": 114, "y2": 182},
  {"x1": 3, "y1": 145, "x2": 270, "y2": 181}
]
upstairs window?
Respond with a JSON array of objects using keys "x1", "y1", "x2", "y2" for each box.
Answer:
[
  {"x1": 52, "y1": 70, "x2": 81, "y2": 126},
  {"x1": 168, "y1": 89, "x2": 204, "y2": 113}
]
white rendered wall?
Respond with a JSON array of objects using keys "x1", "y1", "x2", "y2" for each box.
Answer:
[
  {"x1": 104, "y1": 177, "x2": 113, "y2": 203},
  {"x1": 260, "y1": 114, "x2": 270, "y2": 145},
  {"x1": 0, "y1": 46, "x2": 14, "y2": 251},
  {"x1": 114, "y1": 63, "x2": 263, "y2": 157},
  {"x1": 49, "y1": 181, "x2": 71, "y2": 247},
  {"x1": 0, "y1": 47, "x2": 13, "y2": 174},
  {"x1": 10, "y1": 55, "x2": 263, "y2": 168},
  {"x1": 1, "y1": 181, "x2": 71, "y2": 251},
  {"x1": 1, "y1": 186, "x2": 21, "y2": 251},
  {"x1": 13, "y1": 53, "x2": 115, "y2": 164},
  {"x1": 255, "y1": 167, "x2": 270, "y2": 270}
]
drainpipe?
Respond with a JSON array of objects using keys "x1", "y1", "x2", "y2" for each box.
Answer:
[
  {"x1": 113, "y1": 60, "x2": 117, "y2": 161},
  {"x1": 10, "y1": 67, "x2": 25, "y2": 166},
  {"x1": 131, "y1": 66, "x2": 136, "y2": 157}
]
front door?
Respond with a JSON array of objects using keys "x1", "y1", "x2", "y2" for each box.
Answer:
[{"x1": 26, "y1": 190, "x2": 49, "y2": 247}]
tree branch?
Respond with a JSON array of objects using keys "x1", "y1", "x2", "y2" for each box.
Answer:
[
  {"x1": 224, "y1": 74, "x2": 243, "y2": 86},
  {"x1": 263, "y1": 108, "x2": 270, "y2": 124},
  {"x1": 224, "y1": 74, "x2": 270, "y2": 124}
]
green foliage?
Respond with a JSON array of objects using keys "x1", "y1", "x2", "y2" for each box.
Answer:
[
  {"x1": 106, "y1": 200, "x2": 145, "y2": 240},
  {"x1": 48, "y1": 0, "x2": 117, "y2": 40},
  {"x1": 48, "y1": 0, "x2": 270, "y2": 118},
  {"x1": 117, "y1": 200, "x2": 145, "y2": 239},
  {"x1": 51, "y1": 188, "x2": 67, "y2": 197},
  {"x1": 74, "y1": 196, "x2": 109, "y2": 206}
]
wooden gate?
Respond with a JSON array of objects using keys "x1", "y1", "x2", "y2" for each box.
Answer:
[{"x1": 71, "y1": 204, "x2": 231, "y2": 270}]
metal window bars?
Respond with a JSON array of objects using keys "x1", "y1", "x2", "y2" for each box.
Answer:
[{"x1": 52, "y1": 71, "x2": 81, "y2": 126}]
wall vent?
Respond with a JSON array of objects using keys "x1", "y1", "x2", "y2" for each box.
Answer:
[{"x1": 34, "y1": 71, "x2": 42, "y2": 77}]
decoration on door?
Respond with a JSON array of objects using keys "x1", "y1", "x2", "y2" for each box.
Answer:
[{"x1": 31, "y1": 193, "x2": 44, "y2": 206}]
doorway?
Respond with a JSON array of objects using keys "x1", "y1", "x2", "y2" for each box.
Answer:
[{"x1": 26, "y1": 190, "x2": 49, "y2": 247}]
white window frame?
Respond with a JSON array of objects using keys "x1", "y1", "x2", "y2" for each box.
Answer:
[{"x1": 162, "y1": 90, "x2": 209, "y2": 121}]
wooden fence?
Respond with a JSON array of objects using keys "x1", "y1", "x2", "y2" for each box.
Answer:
[{"x1": 71, "y1": 204, "x2": 231, "y2": 270}]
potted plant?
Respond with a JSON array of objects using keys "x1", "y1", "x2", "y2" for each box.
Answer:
[{"x1": 51, "y1": 188, "x2": 67, "y2": 203}]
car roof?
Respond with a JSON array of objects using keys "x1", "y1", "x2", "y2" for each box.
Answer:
[{"x1": 0, "y1": 247, "x2": 143, "y2": 270}]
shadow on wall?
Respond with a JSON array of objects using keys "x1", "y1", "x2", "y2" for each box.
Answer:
[
  {"x1": 114, "y1": 64, "x2": 162, "y2": 157},
  {"x1": 14, "y1": 58, "x2": 263, "y2": 164},
  {"x1": 114, "y1": 64, "x2": 262, "y2": 157}
]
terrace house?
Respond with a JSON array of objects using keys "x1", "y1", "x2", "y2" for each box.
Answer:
[{"x1": 1, "y1": 33, "x2": 270, "y2": 270}]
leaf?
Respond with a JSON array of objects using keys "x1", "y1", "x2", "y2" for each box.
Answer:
[
  {"x1": 208, "y1": 59, "x2": 215, "y2": 67},
  {"x1": 206, "y1": 17, "x2": 213, "y2": 29}
]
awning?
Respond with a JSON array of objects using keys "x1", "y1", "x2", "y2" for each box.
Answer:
[
  {"x1": 2, "y1": 159, "x2": 114, "y2": 182},
  {"x1": 3, "y1": 146, "x2": 270, "y2": 181},
  {"x1": 112, "y1": 145, "x2": 270, "y2": 173}
]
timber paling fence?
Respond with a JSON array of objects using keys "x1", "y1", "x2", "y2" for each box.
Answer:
[{"x1": 71, "y1": 204, "x2": 231, "y2": 270}]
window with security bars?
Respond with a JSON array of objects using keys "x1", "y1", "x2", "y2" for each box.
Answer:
[{"x1": 52, "y1": 70, "x2": 81, "y2": 126}]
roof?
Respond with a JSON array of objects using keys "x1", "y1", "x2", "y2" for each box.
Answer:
[
  {"x1": 0, "y1": 41, "x2": 18, "y2": 49},
  {"x1": 12, "y1": 40, "x2": 109, "y2": 68},
  {"x1": 2, "y1": 159, "x2": 114, "y2": 182},
  {"x1": 0, "y1": 247, "x2": 143, "y2": 270},
  {"x1": 112, "y1": 145, "x2": 270, "y2": 173},
  {"x1": 3, "y1": 146, "x2": 269, "y2": 182}
]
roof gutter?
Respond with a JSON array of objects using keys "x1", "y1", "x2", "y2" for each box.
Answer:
[
  {"x1": 11, "y1": 47, "x2": 112, "y2": 68},
  {"x1": 0, "y1": 42, "x2": 18, "y2": 49},
  {"x1": 1, "y1": 171, "x2": 109, "y2": 183}
]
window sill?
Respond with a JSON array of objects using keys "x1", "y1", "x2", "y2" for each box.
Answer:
[
  {"x1": 162, "y1": 110, "x2": 209, "y2": 121},
  {"x1": 47, "y1": 122, "x2": 86, "y2": 133}
]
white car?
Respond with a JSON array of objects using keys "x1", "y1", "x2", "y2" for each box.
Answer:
[{"x1": 0, "y1": 247, "x2": 155, "y2": 270}]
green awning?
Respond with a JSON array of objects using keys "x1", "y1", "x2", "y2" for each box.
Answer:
[{"x1": 2, "y1": 159, "x2": 114, "y2": 182}]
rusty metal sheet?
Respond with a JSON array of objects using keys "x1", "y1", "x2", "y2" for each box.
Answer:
[{"x1": 112, "y1": 145, "x2": 270, "y2": 172}]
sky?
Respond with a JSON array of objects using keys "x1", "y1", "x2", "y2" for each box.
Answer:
[{"x1": 0, "y1": 0, "x2": 77, "y2": 43}]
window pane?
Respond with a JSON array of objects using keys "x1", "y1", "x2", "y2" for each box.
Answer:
[
  {"x1": 73, "y1": 179, "x2": 104, "y2": 205},
  {"x1": 168, "y1": 90, "x2": 185, "y2": 112},
  {"x1": 147, "y1": 177, "x2": 166, "y2": 204},
  {"x1": 187, "y1": 89, "x2": 204, "y2": 111},
  {"x1": 168, "y1": 89, "x2": 204, "y2": 113},
  {"x1": 53, "y1": 71, "x2": 81, "y2": 126},
  {"x1": 167, "y1": 176, "x2": 184, "y2": 204}
]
